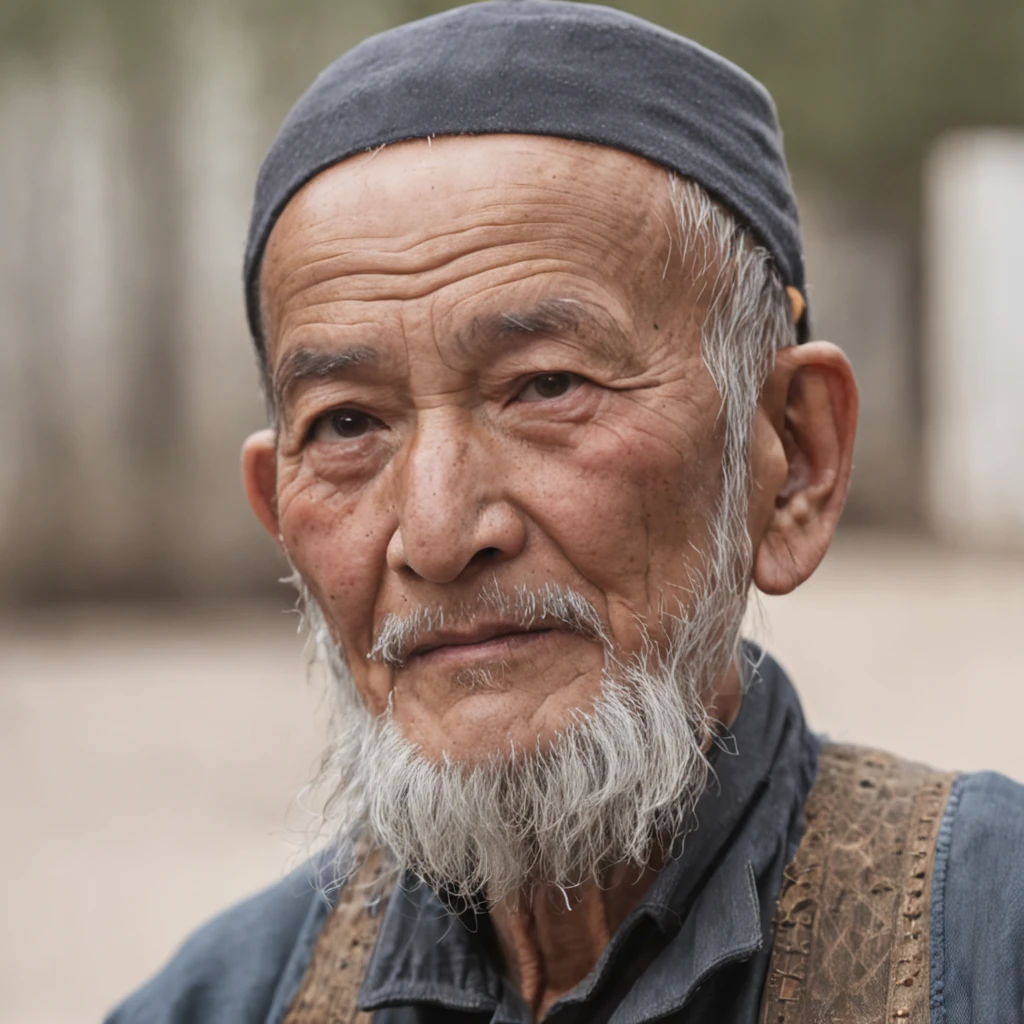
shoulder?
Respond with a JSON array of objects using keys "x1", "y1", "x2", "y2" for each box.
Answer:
[
  {"x1": 933, "y1": 771, "x2": 1024, "y2": 1023},
  {"x1": 104, "y1": 861, "x2": 330, "y2": 1024}
]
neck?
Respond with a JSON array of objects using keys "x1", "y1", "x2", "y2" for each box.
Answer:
[
  {"x1": 490, "y1": 862, "x2": 662, "y2": 1020},
  {"x1": 489, "y1": 660, "x2": 743, "y2": 1019}
]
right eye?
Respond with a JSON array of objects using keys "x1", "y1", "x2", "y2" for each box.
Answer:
[
  {"x1": 310, "y1": 408, "x2": 383, "y2": 443},
  {"x1": 516, "y1": 372, "x2": 583, "y2": 403}
]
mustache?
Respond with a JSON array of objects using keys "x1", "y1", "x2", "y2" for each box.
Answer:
[{"x1": 367, "y1": 580, "x2": 608, "y2": 667}]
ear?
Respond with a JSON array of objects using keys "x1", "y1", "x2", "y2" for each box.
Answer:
[
  {"x1": 752, "y1": 341, "x2": 858, "y2": 596},
  {"x1": 241, "y1": 429, "x2": 281, "y2": 543}
]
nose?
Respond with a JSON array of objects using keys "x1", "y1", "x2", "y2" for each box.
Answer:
[{"x1": 386, "y1": 409, "x2": 527, "y2": 583}]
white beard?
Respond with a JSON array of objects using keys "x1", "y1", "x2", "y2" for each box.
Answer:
[{"x1": 296, "y1": 557, "x2": 748, "y2": 907}]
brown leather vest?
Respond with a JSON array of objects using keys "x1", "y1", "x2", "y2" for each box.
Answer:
[{"x1": 283, "y1": 745, "x2": 956, "y2": 1024}]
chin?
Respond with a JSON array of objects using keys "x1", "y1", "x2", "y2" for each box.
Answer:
[{"x1": 401, "y1": 691, "x2": 602, "y2": 767}]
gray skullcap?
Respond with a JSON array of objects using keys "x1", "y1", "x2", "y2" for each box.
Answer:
[{"x1": 245, "y1": 0, "x2": 809, "y2": 364}]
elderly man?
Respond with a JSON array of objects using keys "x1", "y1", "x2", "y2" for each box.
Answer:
[{"x1": 109, "y1": 2, "x2": 1024, "y2": 1022}]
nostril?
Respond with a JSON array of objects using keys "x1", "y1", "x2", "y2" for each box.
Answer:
[{"x1": 473, "y1": 547, "x2": 502, "y2": 565}]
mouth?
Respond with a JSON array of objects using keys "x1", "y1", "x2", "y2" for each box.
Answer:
[{"x1": 408, "y1": 625, "x2": 556, "y2": 668}]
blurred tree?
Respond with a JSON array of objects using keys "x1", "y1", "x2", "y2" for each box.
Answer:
[
  {"x1": 4, "y1": 0, "x2": 1021, "y2": 202},
  {"x1": 635, "y1": 0, "x2": 1024, "y2": 208}
]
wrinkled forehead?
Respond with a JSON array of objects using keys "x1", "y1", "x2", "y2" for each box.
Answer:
[
  {"x1": 243, "y1": 0, "x2": 809, "y2": 363},
  {"x1": 258, "y1": 135, "x2": 684, "y2": 360}
]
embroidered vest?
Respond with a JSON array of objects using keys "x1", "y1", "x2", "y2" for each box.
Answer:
[{"x1": 283, "y1": 745, "x2": 956, "y2": 1024}]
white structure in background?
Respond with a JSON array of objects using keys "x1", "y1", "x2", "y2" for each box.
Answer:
[{"x1": 926, "y1": 132, "x2": 1024, "y2": 549}]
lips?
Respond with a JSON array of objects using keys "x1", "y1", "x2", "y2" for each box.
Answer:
[{"x1": 408, "y1": 624, "x2": 555, "y2": 665}]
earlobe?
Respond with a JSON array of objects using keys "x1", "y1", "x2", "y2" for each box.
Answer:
[
  {"x1": 753, "y1": 342, "x2": 858, "y2": 596},
  {"x1": 241, "y1": 429, "x2": 282, "y2": 543}
]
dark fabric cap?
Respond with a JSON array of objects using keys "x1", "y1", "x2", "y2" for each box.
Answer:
[{"x1": 245, "y1": 0, "x2": 808, "y2": 359}]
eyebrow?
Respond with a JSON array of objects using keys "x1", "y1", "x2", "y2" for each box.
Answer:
[
  {"x1": 458, "y1": 298, "x2": 643, "y2": 372},
  {"x1": 271, "y1": 299, "x2": 641, "y2": 416},
  {"x1": 493, "y1": 299, "x2": 586, "y2": 336},
  {"x1": 273, "y1": 344, "x2": 378, "y2": 413}
]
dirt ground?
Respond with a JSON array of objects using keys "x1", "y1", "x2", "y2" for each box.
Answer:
[{"x1": 2, "y1": 531, "x2": 1023, "y2": 1024}]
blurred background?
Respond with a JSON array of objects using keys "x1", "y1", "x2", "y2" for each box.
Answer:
[{"x1": 1, "y1": 1, "x2": 1022, "y2": 1020}]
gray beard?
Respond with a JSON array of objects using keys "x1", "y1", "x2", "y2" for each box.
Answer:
[{"x1": 295, "y1": 552, "x2": 749, "y2": 907}]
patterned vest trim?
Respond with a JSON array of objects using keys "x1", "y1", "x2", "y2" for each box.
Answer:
[
  {"x1": 759, "y1": 744, "x2": 955, "y2": 1024},
  {"x1": 282, "y1": 744, "x2": 957, "y2": 1024},
  {"x1": 282, "y1": 848, "x2": 388, "y2": 1024}
]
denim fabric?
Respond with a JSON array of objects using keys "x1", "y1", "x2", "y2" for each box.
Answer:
[
  {"x1": 108, "y1": 652, "x2": 1024, "y2": 1024},
  {"x1": 930, "y1": 771, "x2": 1024, "y2": 1023}
]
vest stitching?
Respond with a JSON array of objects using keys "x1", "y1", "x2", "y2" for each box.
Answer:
[{"x1": 928, "y1": 773, "x2": 964, "y2": 1024}]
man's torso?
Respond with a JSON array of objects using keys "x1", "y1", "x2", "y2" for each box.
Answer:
[{"x1": 106, "y1": 655, "x2": 1024, "y2": 1024}]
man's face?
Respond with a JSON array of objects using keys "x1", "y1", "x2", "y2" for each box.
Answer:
[{"x1": 257, "y1": 135, "x2": 741, "y2": 763}]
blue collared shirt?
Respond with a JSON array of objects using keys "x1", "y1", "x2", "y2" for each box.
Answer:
[{"x1": 106, "y1": 651, "x2": 1024, "y2": 1023}]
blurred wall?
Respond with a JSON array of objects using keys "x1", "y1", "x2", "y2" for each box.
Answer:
[
  {"x1": 925, "y1": 132, "x2": 1024, "y2": 547},
  {"x1": 0, "y1": 9, "x2": 266, "y2": 599},
  {"x1": 1, "y1": 0, "x2": 1022, "y2": 601},
  {"x1": 800, "y1": 192, "x2": 918, "y2": 524}
]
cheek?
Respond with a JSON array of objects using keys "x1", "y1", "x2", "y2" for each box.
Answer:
[
  {"x1": 276, "y1": 463, "x2": 392, "y2": 655},
  {"x1": 519, "y1": 416, "x2": 721, "y2": 641}
]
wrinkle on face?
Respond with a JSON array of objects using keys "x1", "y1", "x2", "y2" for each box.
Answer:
[{"x1": 259, "y1": 134, "x2": 732, "y2": 761}]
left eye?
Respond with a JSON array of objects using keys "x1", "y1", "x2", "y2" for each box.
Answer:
[
  {"x1": 310, "y1": 407, "x2": 383, "y2": 443},
  {"x1": 517, "y1": 372, "x2": 583, "y2": 403}
]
